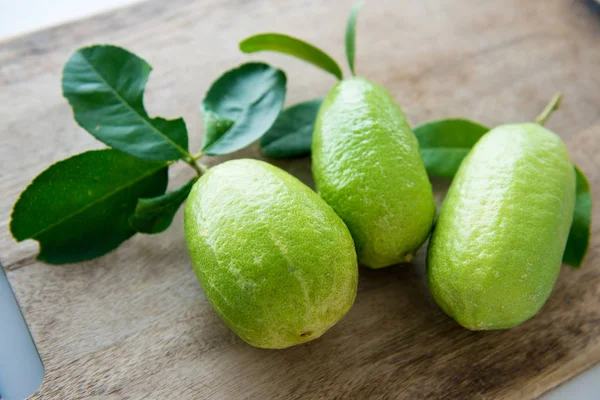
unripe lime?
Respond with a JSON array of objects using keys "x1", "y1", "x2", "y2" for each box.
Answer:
[
  {"x1": 185, "y1": 159, "x2": 358, "y2": 348},
  {"x1": 427, "y1": 123, "x2": 576, "y2": 329},
  {"x1": 312, "y1": 77, "x2": 436, "y2": 268}
]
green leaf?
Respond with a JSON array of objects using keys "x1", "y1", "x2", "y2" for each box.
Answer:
[
  {"x1": 563, "y1": 166, "x2": 592, "y2": 268},
  {"x1": 130, "y1": 177, "x2": 198, "y2": 234},
  {"x1": 62, "y1": 45, "x2": 190, "y2": 161},
  {"x1": 202, "y1": 111, "x2": 235, "y2": 150},
  {"x1": 239, "y1": 33, "x2": 343, "y2": 80},
  {"x1": 413, "y1": 118, "x2": 490, "y2": 178},
  {"x1": 201, "y1": 63, "x2": 287, "y2": 155},
  {"x1": 260, "y1": 99, "x2": 323, "y2": 158},
  {"x1": 345, "y1": 1, "x2": 364, "y2": 76},
  {"x1": 10, "y1": 149, "x2": 168, "y2": 264}
]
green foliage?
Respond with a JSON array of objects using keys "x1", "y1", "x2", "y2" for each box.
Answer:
[
  {"x1": 260, "y1": 99, "x2": 323, "y2": 158},
  {"x1": 345, "y1": 1, "x2": 364, "y2": 75},
  {"x1": 201, "y1": 63, "x2": 287, "y2": 155},
  {"x1": 130, "y1": 177, "x2": 199, "y2": 234},
  {"x1": 63, "y1": 45, "x2": 190, "y2": 161},
  {"x1": 413, "y1": 118, "x2": 490, "y2": 178},
  {"x1": 12, "y1": 44, "x2": 295, "y2": 264},
  {"x1": 10, "y1": 150, "x2": 168, "y2": 264},
  {"x1": 240, "y1": 33, "x2": 343, "y2": 80},
  {"x1": 563, "y1": 166, "x2": 592, "y2": 268}
]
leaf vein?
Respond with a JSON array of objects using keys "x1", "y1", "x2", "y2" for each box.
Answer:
[
  {"x1": 26, "y1": 165, "x2": 166, "y2": 240},
  {"x1": 78, "y1": 54, "x2": 189, "y2": 158}
]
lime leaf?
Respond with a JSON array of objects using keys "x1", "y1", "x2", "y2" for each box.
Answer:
[
  {"x1": 10, "y1": 149, "x2": 168, "y2": 264},
  {"x1": 202, "y1": 110, "x2": 235, "y2": 150},
  {"x1": 62, "y1": 45, "x2": 190, "y2": 161},
  {"x1": 201, "y1": 63, "x2": 286, "y2": 155},
  {"x1": 239, "y1": 33, "x2": 343, "y2": 80},
  {"x1": 130, "y1": 177, "x2": 198, "y2": 234},
  {"x1": 563, "y1": 166, "x2": 592, "y2": 268},
  {"x1": 345, "y1": 1, "x2": 364, "y2": 76},
  {"x1": 260, "y1": 99, "x2": 323, "y2": 158},
  {"x1": 413, "y1": 118, "x2": 490, "y2": 178}
]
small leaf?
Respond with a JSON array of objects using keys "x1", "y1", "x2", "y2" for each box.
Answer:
[
  {"x1": 413, "y1": 118, "x2": 490, "y2": 178},
  {"x1": 260, "y1": 99, "x2": 323, "y2": 158},
  {"x1": 201, "y1": 63, "x2": 287, "y2": 155},
  {"x1": 563, "y1": 166, "x2": 592, "y2": 268},
  {"x1": 240, "y1": 33, "x2": 343, "y2": 80},
  {"x1": 63, "y1": 45, "x2": 190, "y2": 161},
  {"x1": 10, "y1": 149, "x2": 168, "y2": 264},
  {"x1": 345, "y1": 1, "x2": 364, "y2": 76},
  {"x1": 130, "y1": 177, "x2": 198, "y2": 234}
]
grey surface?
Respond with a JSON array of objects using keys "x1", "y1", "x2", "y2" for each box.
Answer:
[
  {"x1": 0, "y1": 266, "x2": 44, "y2": 400},
  {"x1": 544, "y1": 362, "x2": 600, "y2": 400}
]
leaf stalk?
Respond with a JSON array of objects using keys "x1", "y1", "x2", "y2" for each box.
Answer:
[
  {"x1": 185, "y1": 158, "x2": 207, "y2": 176},
  {"x1": 535, "y1": 93, "x2": 563, "y2": 126}
]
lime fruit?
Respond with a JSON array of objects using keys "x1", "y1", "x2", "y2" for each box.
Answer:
[
  {"x1": 184, "y1": 159, "x2": 358, "y2": 348},
  {"x1": 312, "y1": 77, "x2": 436, "y2": 268},
  {"x1": 427, "y1": 123, "x2": 576, "y2": 330}
]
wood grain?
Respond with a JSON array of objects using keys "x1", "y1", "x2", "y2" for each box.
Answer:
[{"x1": 1, "y1": 0, "x2": 599, "y2": 398}]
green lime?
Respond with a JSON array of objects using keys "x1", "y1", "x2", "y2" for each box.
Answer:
[
  {"x1": 312, "y1": 77, "x2": 436, "y2": 268},
  {"x1": 427, "y1": 123, "x2": 576, "y2": 330},
  {"x1": 184, "y1": 159, "x2": 358, "y2": 348}
]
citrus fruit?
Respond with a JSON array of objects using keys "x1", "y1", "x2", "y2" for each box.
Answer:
[
  {"x1": 312, "y1": 77, "x2": 436, "y2": 268},
  {"x1": 427, "y1": 123, "x2": 576, "y2": 330},
  {"x1": 184, "y1": 159, "x2": 358, "y2": 348}
]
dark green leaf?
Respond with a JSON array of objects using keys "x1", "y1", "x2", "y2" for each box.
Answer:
[
  {"x1": 413, "y1": 118, "x2": 490, "y2": 178},
  {"x1": 202, "y1": 111, "x2": 235, "y2": 150},
  {"x1": 130, "y1": 177, "x2": 198, "y2": 234},
  {"x1": 201, "y1": 63, "x2": 287, "y2": 155},
  {"x1": 239, "y1": 33, "x2": 343, "y2": 80},
  {"x1": 345, "y1": 1, "x2": 364, "y2": 76},
  {"x1": 563, "y1": 166, "x2": 592, "y2": 268},
  {"x1": 10, "y1": 149, "x2": 168, "y2": 264},
  {"x1": 63, "y1": 45, "x2": 190, "y2": 161},
  {"x1": 260, "y1": 99, "x2": 323, "y2": 158}
]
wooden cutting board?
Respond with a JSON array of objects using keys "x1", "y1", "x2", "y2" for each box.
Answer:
[{"x1": 1, "y1": 0, "x2": 599, "y2": 398}]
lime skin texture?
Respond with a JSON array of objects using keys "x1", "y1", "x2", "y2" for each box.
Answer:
[
  {"x1": 427, "y1": 123, "x2": 576, "y2": 330},
  {"x1": 184, "y1": 159, "x2": 358, "y2": 349},
  {"x1": 312, "y1": 76, "x2": 436, "y2": 269}
]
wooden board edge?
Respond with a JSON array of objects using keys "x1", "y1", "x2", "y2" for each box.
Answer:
[{"x1": 519, "y1": 339, "x2": 600, "y2": 399}]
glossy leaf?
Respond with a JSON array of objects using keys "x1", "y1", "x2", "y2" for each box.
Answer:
[
  {"x1": 10, "y1": 149, "x2": 168, "y2": 264},
  {"x1": 201, "y1": 63, "x2": 286, "y2": 155},
  {"x1": 413, "y1": 118, "x2": 490, "y2": 178},
  {"x1": 130, "y1": 177, "x2": 198, "y2": 234},
  {"x1": 345, "y1": 1, "x2": 364, "y2": 76},
  {"x1": 240, "y1": 33, "x2": 343, "y2": 80},
  {"x1": 63, "y1": 45, "x2": 190, "y2": 161},
  {"x1": 260, "y1": 99, "x2": 323, "y2": 158},
  {"x1": 563, "y1": 166, "x2": 592, "y2": 268}
]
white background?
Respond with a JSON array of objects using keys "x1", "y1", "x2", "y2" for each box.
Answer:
[
  {"x1": 0, "y1": 0, "x2": 141, "y2": 39},
  {"x1": 0, "y1": 1, "x2": 597, "y2": 399}
]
